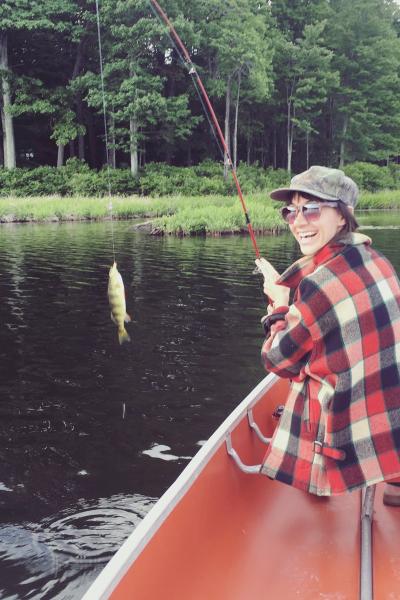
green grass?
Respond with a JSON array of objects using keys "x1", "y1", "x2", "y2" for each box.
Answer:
[
  {"x1": 1, "y1": 190, "x2": 400, "y2": 234},
  {"x1": 357, "y1": 190, "x2": 400, "y2": 209}
]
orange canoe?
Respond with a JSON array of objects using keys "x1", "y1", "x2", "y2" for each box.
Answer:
[{"x1": 82, "y1": 374, "x2": 400, "y2": 600}]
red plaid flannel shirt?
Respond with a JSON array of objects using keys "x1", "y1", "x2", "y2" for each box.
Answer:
[{"x1": 261, "y1": 233, "x2": 400, "y2": 495}]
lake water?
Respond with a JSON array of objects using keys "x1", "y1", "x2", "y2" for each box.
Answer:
[{"x1": 0, "y1": 212, "x2": 399, "y2": 599}]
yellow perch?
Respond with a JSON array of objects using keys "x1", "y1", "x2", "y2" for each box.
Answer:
[{"x1": 108, "y1": 262, "x2": 131, "y2": 344}]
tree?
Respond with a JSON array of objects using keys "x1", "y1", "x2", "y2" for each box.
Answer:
[
  {"x1": 326, "y1": 0, "x2": 400, "y2": 166},
  {"x1": 200, "y1": 0, "x2": 274, "y2": 176},
  {"x1": 0, "y1": 0, "x2": 80, "y2": 168},
  {"x1": 270, "y1": 6, "x2": 337, "y2": 172},
  {"x1": 80, "y1": 0, "x2": 199, "y2": 175}
]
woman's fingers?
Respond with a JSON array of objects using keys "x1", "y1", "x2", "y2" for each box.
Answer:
[
  {"x1": 256, "y1": 258, "x2": 289, "y2": 306},
  {"x1": 255, "y1": 257, "x2": 280, "y2": 282}
]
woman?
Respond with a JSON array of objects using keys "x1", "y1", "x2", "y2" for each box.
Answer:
[{"x1": 255, "y1": 166, "x2": 400, "y2": 502}]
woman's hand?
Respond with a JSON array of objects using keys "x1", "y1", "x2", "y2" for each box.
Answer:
[{"x1": 255, "y1": 257, "x2": 290, "y2": 307}]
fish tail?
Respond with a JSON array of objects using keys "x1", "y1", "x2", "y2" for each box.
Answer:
[{"x1": 118, "y1": 327, "x2": 131, "y2": 345}]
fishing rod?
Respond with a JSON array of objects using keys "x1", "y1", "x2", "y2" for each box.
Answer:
[{"x1": 149, "y1": 0, "x2": 261, "y2": 259}]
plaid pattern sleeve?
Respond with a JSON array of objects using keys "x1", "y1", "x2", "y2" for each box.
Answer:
[
  {"x1": 260, "y1": 234, "x2": 400, "y2": 496},
  {"x1": 261, "y1": 298, "x2": 313, "y2": 378}
]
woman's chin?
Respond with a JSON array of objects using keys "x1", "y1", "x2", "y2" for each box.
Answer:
[{"x1": 298, "y1": 239, "x2": 320, "y2": 256}]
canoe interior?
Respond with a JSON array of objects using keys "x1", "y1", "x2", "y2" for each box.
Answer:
[
  {"x1": 373, "y1": 485, "x2": 400, "y2": 597},
  {"x1": 85, "y1": 375, "x2": 400, "y2": 599}
]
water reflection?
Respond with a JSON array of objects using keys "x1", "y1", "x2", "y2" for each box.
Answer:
[{"x1": 0, "y1": 214, "x2": 399, "y2": 598}]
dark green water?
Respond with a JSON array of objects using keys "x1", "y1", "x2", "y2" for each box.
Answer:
[{"x1": 0, "y1": 213, "x2": 399, "y2": 598}]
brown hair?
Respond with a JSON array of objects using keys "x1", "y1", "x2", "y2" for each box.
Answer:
[{"x1": 335, "y1": 201, "x2": 359, "y2": 233}]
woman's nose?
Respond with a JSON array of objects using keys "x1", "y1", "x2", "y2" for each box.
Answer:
[{"x1": 293, "y1": 208, "x2": 307, "y2": 225}]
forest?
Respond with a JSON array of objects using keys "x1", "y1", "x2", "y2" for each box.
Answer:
[{"x1": 2, "y1": 0, "x2": 400, "y2": 177}]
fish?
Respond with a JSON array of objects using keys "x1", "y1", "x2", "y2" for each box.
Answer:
[{"x1": 108, "y1": 262, "x2": 131, "y2": 344}]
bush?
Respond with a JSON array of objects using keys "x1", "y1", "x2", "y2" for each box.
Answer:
[
  {"x1": 1, "y1": 160, "x2": 398, "y2": 198},
  {"x1": 70, "y1": 168, "x2": 139, "y2": 196},
  {"x1": 344, "y1": 162, "x2": 395, "y2": 192},
  {"x1": 0, "y1": 166, "x2": 68, "y2": 196},
  {"x1": 266, "y1": 167, "x2": 290, "y2": 189}
]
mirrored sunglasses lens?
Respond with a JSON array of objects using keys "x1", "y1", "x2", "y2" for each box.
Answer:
[
  {"x1": 281, "y1": 207, "x2": 296, "y2": 223},
  {"x1": 303, "y1": 205, "x2": 321, "y2": 221}
]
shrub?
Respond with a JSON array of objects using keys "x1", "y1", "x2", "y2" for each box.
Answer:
[
  {"x1": 344, "y1": 162, "x2": 395, "y2": 192},
  {"x1": 266, "y1": 168, "x2": 290, "y2": 189},
  {"x1": 1, "y1": 160, "x2": 398, "y2": 198},
  {"x1": 70, "y1": 168, "x2": 138, "y2": 196},
  {"x1": 0, "y1": 166, "x2": 69, "y2": 196}
]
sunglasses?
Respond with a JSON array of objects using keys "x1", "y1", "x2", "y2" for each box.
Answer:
[{"x1": 281, "y1": 201, "x2": 339, "y2": 224}]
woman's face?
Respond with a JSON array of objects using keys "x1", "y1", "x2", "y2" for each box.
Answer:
[{"x1": 288, "y1": 193, "x2": 345, "y2": 256}]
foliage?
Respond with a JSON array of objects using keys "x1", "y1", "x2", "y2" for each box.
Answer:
[
  {"x1": 2, "y1": 160, "x2": 400, "y2": 197},
  {"x1": 2, "y1": 0, "x2": 400, "y2": 173},
  {"x1": 358, "y1": 190, "x2": 400, "y2": 209},
  {"x1": 344, "y1": 162, "x2": 396, "y2": 192},
  {"x1": 70, "y1": 168, "x2": 139, "y2": 196},
  {"x1": 326, "y1": 0, "x2": 400, "y2": 165}
]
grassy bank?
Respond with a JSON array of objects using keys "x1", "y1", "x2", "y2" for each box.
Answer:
[{"x1": 0, "y1": 190, "x2": 400, "y2": 234}]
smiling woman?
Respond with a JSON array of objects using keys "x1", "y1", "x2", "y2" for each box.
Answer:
[
  {"x1": 283, "y1": 195, "x2": 345, "y2": 256},
  {"x1": 255, "y1": 165, "x2": 400, "y2": 502}
]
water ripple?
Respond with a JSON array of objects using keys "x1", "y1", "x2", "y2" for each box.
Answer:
[{"x1": 0, "y1": 493, "x2": 156, "y2": 600}]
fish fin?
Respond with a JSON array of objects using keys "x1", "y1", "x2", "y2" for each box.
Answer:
[
  {"x1": 124, "y1": 313, "x2": 131, "y2": 323},
  {"x1": 111, "y1": 312, "x2": 118, "y2": 325},
  {"x1": 118, "y1": 328, "x2": 131, "y2": 345}
]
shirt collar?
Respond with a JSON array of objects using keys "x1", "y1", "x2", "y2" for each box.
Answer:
[{"x1": 277, "y1": 233, "x2": 371, "y2": 290}]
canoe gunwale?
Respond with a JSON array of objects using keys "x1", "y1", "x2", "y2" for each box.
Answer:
[{"x1": 82, "y1": 372, "x2": 278, "y2": 600}]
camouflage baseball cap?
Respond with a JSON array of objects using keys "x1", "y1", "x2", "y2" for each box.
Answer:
[{"x1": 270, "y1": 166, "x2": 359, "y2": 208}]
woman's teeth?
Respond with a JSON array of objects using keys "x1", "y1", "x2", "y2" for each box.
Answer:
[{"x1": 299, "y1": 232, "x2": 317, "y2": 240}]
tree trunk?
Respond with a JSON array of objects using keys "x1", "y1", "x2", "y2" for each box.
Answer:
[
  {"x1": 109, "y1": 113, "x2": 116, "y2": 168},
  {"x1": 233, "y1": 70, "x2": 241, "y2": 170},
  {"x1": 69, "y1": 140, "x2": 75, "y2": 158},
  {"x1": 57, "y1": 144, "x2": 65, "y2": 167},
  {"x1": 287, "y1": 100, "x2": 294, "y2": 173},
  {"x1": 0, "y1": 134, "x2": 4, "y2": 167},
  {"x1": 72, "y1": 38, "x2": 85, "y2": 162},
  {"x1": 130, "y1": 117, "x2": 138, "y2": 176},
  {"x1": 87, "y1": 109, "x2": 97, "y2": 168},
  {"x1": 129, "y1": 61, "x2": 138, "y2": 176},
  {"x1": 77, "y1": 100, "x2": 85, "y2": 160},
  {"x1": 78, "y1": 134, "x2": 85, "y2": 160},
  {"x1": 339, "y1": 114, "x2": 348, "y2": 168},
  {"x1": 306, "y1": 131, "x2": 310, "y2": 170},
  {"x1": 0, "y1": 33, "x2": 16, "y2": 169},
  {"x1": 273, "y1": 127, "x2": 277, "y2": 169},
  {"x1": 246, "y1": 133, "x2": 251, "y2": 166},
  {"x1": 139, "y1": 143, "x2": 145, "y2": 169},
  {"x1": 223, "y1": 75, "x2": 232, "y2": 180}
]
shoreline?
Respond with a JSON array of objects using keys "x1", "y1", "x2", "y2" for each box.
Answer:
[{"x1": 1, "y1": 193, "x2": 399, "y2": 235}]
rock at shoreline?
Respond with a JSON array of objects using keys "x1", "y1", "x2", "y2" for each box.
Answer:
[{"x1": 131, "y1": 220, "x2": 163, "y2": 235}]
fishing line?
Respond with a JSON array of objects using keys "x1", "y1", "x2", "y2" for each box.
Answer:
[
  {"x1": 95, "y1": 0, "x2": 116, "y2": 264},
  {"x1": 148, "y1": 0, "x2": 261, "y2": 259}
]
